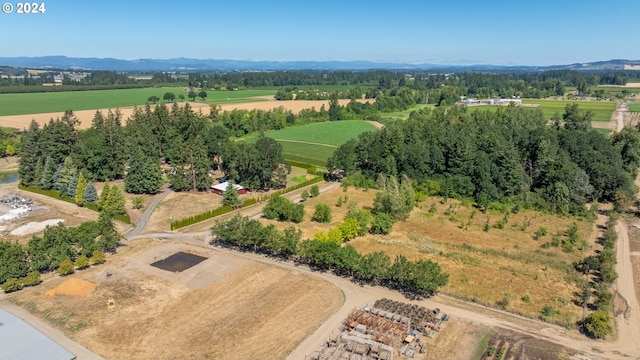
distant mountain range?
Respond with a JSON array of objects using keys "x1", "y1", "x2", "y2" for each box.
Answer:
[{"x1": 0, "y1": 56, "x2": 639, "y2": 72}]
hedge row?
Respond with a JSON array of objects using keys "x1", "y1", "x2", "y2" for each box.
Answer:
[
  {"x1": 170, "y1": 176, "x2": 323, "y2": 230},
  {"x1": 18, "y1": 184, "x2": 131, "y2": 224}
]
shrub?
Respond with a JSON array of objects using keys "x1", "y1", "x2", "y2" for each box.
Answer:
[
  {"x1": 312, "y1": 203, "x2": 332, "y2": 223},
  {"x1": 310, "y1": 185, "x2": 320, "y2": 197},
  {"x1": 22, "y1": 271, "x2": 41, "y2": 287},
  {"x1": 57, "y1": 258, "x2": 75, "y2": 276},
  {"x1": 74, "y1": 255, "x2": 90, "y2": 270},
  {"x1": 521, "y1": 294, "x2": 532, "y2": 303},
  {"x1": 541, "y1": 305, "x2": 555, "y2": 317},
  {"x1": 90, "y1": 250, "x2": 106, "y2": 265},
  {"x1": 369, "y1": 213, "x2": 394, "y2": 235},
  {"x1": 132, "y1": 196, "x2": 143, "y2": 209},
  {"x1": 339, "y1": 218, "x2": 361, "y2": 241},
  {"x1": 301, "y1": 190, "x2": 310, "y2": 201},
  {"x1": 583, "y1": 310, "x2": 613, "y2": 338},
  {"x1": 534, "y1": 226, "x2": 548, "y2": 240},
  {"x1": 1, "y1": 278, "x2": 23, "y2": 293}
]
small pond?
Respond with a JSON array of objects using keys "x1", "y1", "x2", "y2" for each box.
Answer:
[{"x1": 150, "y1": 251, "x2": 208, "y2": 272}]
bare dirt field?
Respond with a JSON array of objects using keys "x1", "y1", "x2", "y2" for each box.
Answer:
[
  {"x1": 0, "y1": 99, "x2": 372, "y2": 130},
  {"x1": 0, "y1": 156, "x2": 18, "y2": 172},
  {"x1": 8, "y1": 239, "x2": 344, "y2": 360}
]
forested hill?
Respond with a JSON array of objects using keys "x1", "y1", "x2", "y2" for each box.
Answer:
[{"x1": 328, "y1": 104, "x2": 640, "y2": 215}]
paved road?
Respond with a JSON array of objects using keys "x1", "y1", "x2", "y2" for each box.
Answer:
[{"x1": 125, "y1": 186, "x2": 172, "y2": 238}]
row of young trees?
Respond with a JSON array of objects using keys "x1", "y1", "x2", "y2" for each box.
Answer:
[
  {"x1": 328, "y1": 104, "x2": 640, "y2": 215},
  {"x1": 211, "y1": 214, "x2": 449, "y2": 296}
]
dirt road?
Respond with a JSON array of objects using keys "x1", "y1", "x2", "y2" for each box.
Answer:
[{"x1": 613, "y1": 220, "x2": 640, "y2": 354}]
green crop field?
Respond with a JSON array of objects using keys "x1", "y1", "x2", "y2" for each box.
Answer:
[
  {"x1": 378, "y1": 104, "x2": 434, "y2": 122},
  {"x1": 522, "y1": 99, "x2": 616, "y2": 121},
  {"x1": 280, "y1": 142, "x2": 337, "y2": 166},
  {"x1": 630, "y1": 103, "x2": 640, "y2": 112},
  {"x1": 242, "y1": 120, "x2": 379, "y2": 165},
  {"x1": 0, "y1": 88, "x2": 275, "y2": 116}
]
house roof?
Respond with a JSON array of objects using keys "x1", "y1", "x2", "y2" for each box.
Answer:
[
  {"x1": 0, "y1": 309, "x2": 76, "y2": 360},
  {"x1": 210, "y1": 181, "x2": 244, "y2": 192}
]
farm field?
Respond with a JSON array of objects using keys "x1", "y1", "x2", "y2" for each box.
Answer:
[
  {"x1": 242, "y1": 120, "x2": 378, "y2": 166},
  {"x1": 7, "y1": 240, "x2": 344, "y2": 360},
  {"x1": 522, "y1": 99, "x2": 616, "y2": 121},
  {"x1": 0, "y1": 88, "x2": 275, "y2": 116},
  {"x1": 260, "y1": 186, "x2": 593, "y2": 328},
  {"x1": 378, "y1": 104, "x2": 434, "y2": 122},
  {"x1": 630, "y1": 103, "x2": 640, "y2": 112}
]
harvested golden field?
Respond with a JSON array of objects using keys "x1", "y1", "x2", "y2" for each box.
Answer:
[
  {"x1": 143, "y1": 190, "x2": 226, "y2": 233},
  {"x1": 262, "y1": 186, "x2": 593, "y2": 327},
  {"x1": 0, "y1": 99, "x2": 371, "y2": 130},
  {"x1": 8, "y1": 240, "x2": 344, "y2": 360}
]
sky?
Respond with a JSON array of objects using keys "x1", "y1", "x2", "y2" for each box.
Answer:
[{"x1": 1, "y1": 0, "x2": 638, "y2": 66}]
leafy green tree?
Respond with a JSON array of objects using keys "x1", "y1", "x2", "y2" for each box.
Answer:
[
  {"x1": 83, "y1": 182, "x2": 99, "y2": 204},
  {"x1": 373, "y1": 175, "x2": 415, "y2": 220},
  {"x1": 148, "y1": 95, "x2": 159, "y2": 104},
  {"x1": 301, "y1": 190, "x2": 310, "y2": 201},
  {"x1": 198, "y1": 90, "x2": 207, "y2": 101},
  {"x1": 103, "y1": 185, "x2": 126, "y2": 216},
  {"x1": 57, "y1": 258, "x2": 75, "y2": 276},
  {"x1": 178, "y1": 94, "x2": 185, "y2": 102},
  {"x1": 163, "y1": 92, "x2": 176, "y2": 102},
  {"x1": 310, "y1": 185, "x2": 320, "y2": 197},
  {"x1": 312, "y1": 203, "x2": 332, "y2": 223},
  {"x1": 0, "y1": 241, "x2": 29, "y2": 284},
  {"x1": 338, "y1": 218, "x2": 361, "y2": 241},
  {"x1": 131, "y1": 196, "x2": 143, "y2": 209},
  {"x1": 328, "y1": 92, "x2": 342, "y2": 121},
  {"x1": 370, "y1": 213, "x2": 394, "y2": 234},
  {"x1": 222, "y1": 182, "x2": 242, "y2": 208},
  {"x1": 583, "y1": 310, "x2": 612, "y2": 339},
  {"x1": 188, "y1": 91, "x2": 197, "y2": 101},
  {"x1": 75, "y1": 172, "x2": 88, "y2": 205}
]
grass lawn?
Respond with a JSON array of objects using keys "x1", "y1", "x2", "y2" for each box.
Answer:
[
  {"x1": 522, "y1": 99, "x2": 615, "y2": 121},
  {"x1": 630, "y1": 103, "x2": 640, "y2": 112},
  {"x1": 592, "y1": 128, "x2": 613, "y2": 137},
  {"x1": 0, "y1": 88, "x2": 275, "y2": 116}
]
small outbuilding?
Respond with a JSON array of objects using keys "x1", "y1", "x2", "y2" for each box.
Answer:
[
  {"x1": 0, "y1": 308, "x2": 76, "y2": 360},
  {"x1": 211, "y1": 181, "x2": 246, "y2": 195}
]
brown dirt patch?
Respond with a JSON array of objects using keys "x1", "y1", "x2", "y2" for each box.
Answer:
[
  {"x1": 144, "y1": 190, "x2": 225, "y2": 232},
  {"x1": 424, "y1": 318, "x2": 485, "y2": 360},
  {"x1": 8, "y1": 239, "x2": 344, "y2": 360},
  {"x1": 0, "y1": 99, "x2": 372, "y2": 131},
  {"x1": 0, "y1": 156, "x2": 18, "y2": 172},
  {"x1": 45, "y1": 278, "x2": 96, "y2": 297}
]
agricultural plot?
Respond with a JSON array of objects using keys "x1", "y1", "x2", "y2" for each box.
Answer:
[
  {"x1": 522, "y1": 99, "x2": 616, "y2": 121},
  {"x1": 0, "y1": 88, "x2": 275, "y2": 116},
  {"x1": 630, "y1": 103, "x2": 640, "y2": 112},
  {"x1": 243, "y1": 120, "x2": 378, "y2": 166}
]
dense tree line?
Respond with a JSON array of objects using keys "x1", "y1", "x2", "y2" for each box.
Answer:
[
  {"x1": 328, "y1": 104, "x2": 640, "y2": 214},
  {"x1": 0, "y1": 212, "x2": 121, "y2": 286},
  {"x1": 211, "y1": 214, "x2": 449, "y2": 296}
]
